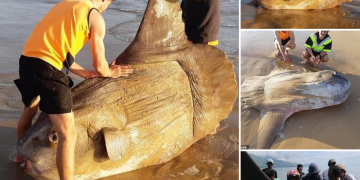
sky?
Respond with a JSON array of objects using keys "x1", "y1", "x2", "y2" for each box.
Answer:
[{"x1": 247, "y1": 151, "x2": 360, "y2": 166}]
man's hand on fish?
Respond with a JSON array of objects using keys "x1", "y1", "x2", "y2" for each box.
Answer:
[{"x1": 109, "y1": 64, "x2": 133, "y2": 78}]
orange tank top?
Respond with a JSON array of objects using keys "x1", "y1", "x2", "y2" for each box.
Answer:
[
  {"x1": 22, "y1": 0, "x2": 96, "y2": 73},
  {"x1": 279, "y1": 31, "x2": 290, "y2": 40}
]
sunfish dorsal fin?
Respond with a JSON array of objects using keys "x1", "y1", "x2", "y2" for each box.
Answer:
[
  {"x1": 256, "y1": 109, "x2": 291, "y2": 149},
  {"x1": 116, "y1": 0, "x2": 191, "y2": 64}
]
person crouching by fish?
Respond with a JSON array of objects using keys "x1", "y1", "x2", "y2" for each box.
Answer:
[
  {"x1": 302, "y1": 30, "x2": 332, "y2": 68},
  {"x1": 274, "y1": 30, "x2": 296, "y2": 61},
  {"x1": 180, "y1": 0, "x2": 220, "y2": 46},
  {"x1": 14, "y1": 0, "x2": 133, "y2": 179},
  {"x1": 298, "y1": 164, "x2": 305, "y2": 179},
  {"x1": 302, "y1": 163, "x2": 323, "y2": 180},
  {"x1": 262, "y1": 158, "x2": 278, "y2": 179},
  {"x1": 336, "y1": 163, "x2": 357, "y2": 180}
]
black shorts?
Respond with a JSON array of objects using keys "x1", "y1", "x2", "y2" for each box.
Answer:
[
  {"x1": 14, "y1": 55, "x2": 74, "y2": 114},
  {"x1": 304, "y1": 48, "x2": 321, "y2": 57},
  {"x1": 274, "y1": 37, "x2": 290, "y2": 46}
]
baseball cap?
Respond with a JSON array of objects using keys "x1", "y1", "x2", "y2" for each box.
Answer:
[
  {"x1": 267, "y1": 158, "x2": 274, "y2": 164},
  {"x1": 328, "y1": 159, "x2": 336, "y2": 165},
  {"x1": 336, "y1": 163, "x2": 346, "y2": 170}
]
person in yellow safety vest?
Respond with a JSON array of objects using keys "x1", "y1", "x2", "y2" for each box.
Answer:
[
  {"x1": 301, "y1": 30, "x2": 332, "y2": 68},
  {"x1": 14, "y1": 0, "x2": 133, "y2": 179},
  {"x1": 274, "y1": 31, "x2": 296, "y2": 61}
]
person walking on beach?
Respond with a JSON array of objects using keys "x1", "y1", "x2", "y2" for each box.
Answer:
[
  {"x1": 323, "y1": 159, "x2": 337, "y2": 180},
  {"x1": 301, "y1": 30, "x2": 332, "y2": 68},
  {"x1": 302, "y1": 163, "x2": 323, "y2": 180},
  {"x1": 14, "y1": 0, "x2": 133, "y2": 179},
  {"x1": 274, "y1": 30, "x2": 296, "y2": 61},
  {"x1": 336, "y1": 163, "x2": 357, "y2": 180},
  {"x1": 262, "y1": 158, "x2": 278, "y2": 178},
  {"x1": 298, "y1": 164, "x2": 305, "y2": 179},
  {"x1": 181, "y1": 0, "x2": 220, "y2": 46}
]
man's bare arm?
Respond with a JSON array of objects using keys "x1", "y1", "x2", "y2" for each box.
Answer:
[
  {"x1": 285, "y1": 31, "x2": 295, "y2": 48},
  {"x1": 69, "y1": 62, "x2": 98, "y2": 79},
  {"x1": 89, "y1": 10, "x2": 133, "y2": 78}
]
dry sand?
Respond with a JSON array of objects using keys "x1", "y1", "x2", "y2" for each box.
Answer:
[{"x1": 241, "y1": 31, "x2": 360, "y2": 149}]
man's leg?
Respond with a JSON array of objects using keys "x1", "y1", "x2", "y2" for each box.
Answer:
[
  {"x1": 301, "y1": 50, "x2": 311, "y2": 64},
  {"x1": 49, "y1": 112, "x2": 77, "y2": 180},
  {"x1": 15, "y1": 96, "x2": 40, "y2": 162},
  {"x1": 285, "y1": 43, "x2": 296, "y2": 56},
  {"x1": 320, "y1": 54, "x2": 329, "y2": 63}
]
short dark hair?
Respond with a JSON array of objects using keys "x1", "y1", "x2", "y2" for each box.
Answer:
[
  {"x1": 297, "y1": 164, "x2": 303, "y2": 168},
  {"x1": 331, "y1": 166, "x2": 341, "y2": 177}
]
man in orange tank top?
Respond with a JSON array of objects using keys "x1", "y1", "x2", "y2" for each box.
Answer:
[
  {"x1": 14, "y1": 0, "x2": 132, "y2": 180},
  {"x1": 274, "y1": 31, "x2": 296, "y2": 61}
]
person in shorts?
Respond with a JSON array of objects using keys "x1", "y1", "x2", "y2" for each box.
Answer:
[
  {"x1": 181, "y1": 0, "x2": 220, "y2": 46},
  {"x1": 302, "y1": 30, "x2": 332, "y2": 68},
  {"x1": 14, "y1": 0, "x2": 133, "y2": 179}
]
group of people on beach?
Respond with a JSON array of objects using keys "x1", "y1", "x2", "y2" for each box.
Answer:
[
  {"x1": 274, "y1": 30, "x2": 332, "y2": 68},
  {"x1": 262, "y1": 158, "x2": 357, "y2": 180}
]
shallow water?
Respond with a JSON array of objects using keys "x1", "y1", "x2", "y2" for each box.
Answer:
[
  {"x1": 0, "y1": 0, "x2": 239, "y2": 179},
  {"x1": 241, "y1": 0, "x2": 360, "y2": 29}
]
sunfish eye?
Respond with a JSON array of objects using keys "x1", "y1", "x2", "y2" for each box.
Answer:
[{"x1": 334, "y1": 72, "x2": 339, "y2": 76}]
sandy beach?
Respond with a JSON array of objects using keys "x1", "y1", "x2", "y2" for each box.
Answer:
[
  {"x1": 0, "y1": 0, "x2": 239, "y2": 179},
  {"x1": 241, "y1": 0, "x2": 360, "y2": 29},
  {"x1": 241, "y1": 31, "x2": 360, "y2": 149}
]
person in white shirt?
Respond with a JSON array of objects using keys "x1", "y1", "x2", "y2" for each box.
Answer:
[
  {"x1": 336, "y1": 163, "x2": 357, "y2": 180},
  {"x1": 323, "y1": 159, "x2": 336, "y2": 180}
]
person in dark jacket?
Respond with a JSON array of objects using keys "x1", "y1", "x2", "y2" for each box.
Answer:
[
  {"x1": 298, "y1": 164, "x2": 305, "y2": 179},
  {"x1": 180, "y1": 0, "x2": 220, "y2": 46},
  {"x1": 302, "y1": 163, "x2": 323, "y2": 180}
]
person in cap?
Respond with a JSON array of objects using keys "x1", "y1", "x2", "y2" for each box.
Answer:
[
  {"x1": 288, "y1": 169, "x2": 301, "y2": 180},
  {"x1": 301, "y1": 30, "x2": 332, "y2": 68},
  {"x1": 323, "y1": 159, "x2": 337, "y2": 180},
  {"x1": 302, "y1": 163, "x2": 323, "y2": 180},
  {"x1": 336, "y1": 163, "x2": 357, "y2": 180},
  {"x1": 328, "y1": 166, "x2": 342, "y2": 180},
  {"x1": 262, "y1": 158, "x2": 278, "y2": 178},
  {"x1": 298, "y1": 164, "x2": 305, "y2": 179},
  {"x1": 180, "y1": 0, "x2": 220, "y2": 46},
  {"x1": 274, "y1": 30, "x2": 296, "y2": 62}
]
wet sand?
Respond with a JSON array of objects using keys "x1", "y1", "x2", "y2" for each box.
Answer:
[
  {"x1": 0, "y1": 0, "x2": 239, "y2": 179},
  {"x1": 241, "y1": 0, "x2": 360, "y2": 29},
  {"x1": 241, "y1": 31, "x2": 360, "y2": 149}
]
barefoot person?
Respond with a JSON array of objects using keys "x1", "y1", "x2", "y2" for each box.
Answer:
[
  {"x1": 14, "y1": 0, "x2": 133, "y2": 179},
  {"x1": 302, "y1": 30, "x2": 332, "y2": 68},
  {"x1": 274, "y1": 30, "x2": 296, "y2": 61}
]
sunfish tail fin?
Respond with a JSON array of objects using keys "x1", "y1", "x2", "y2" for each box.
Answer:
[{"x1": 256, "y1": 109, "x2": 291, "y2": 149}]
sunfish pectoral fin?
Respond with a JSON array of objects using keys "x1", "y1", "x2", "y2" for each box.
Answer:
[
  {"x1": 256, "y1": 109, "x2": 291, "y2": 149},
  {"x1": 101, "y1": 128, "x2": 129, "y2": 161}
]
